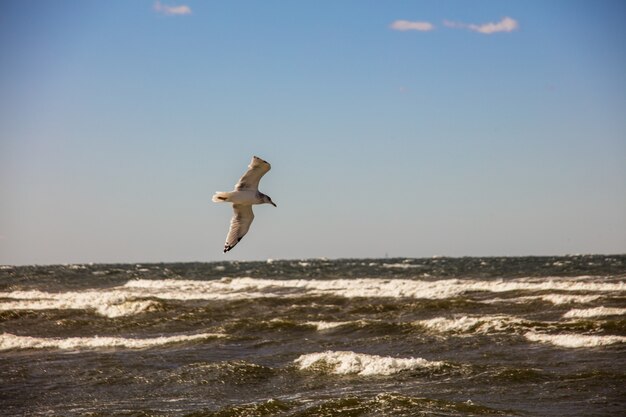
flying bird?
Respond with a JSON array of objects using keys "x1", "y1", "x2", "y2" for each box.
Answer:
[{"x1": 212, "y1": 156, "x2": 277, "y2": 252}]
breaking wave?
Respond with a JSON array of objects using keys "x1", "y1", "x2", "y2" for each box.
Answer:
[
  {"x1": 305, "y1": 321, "x2": 354, "y2": 330},
  {"x1": 488, "y1": 294, "x2": 604, "y2": 305},
  {"x1": 1, "y1": 276, "x2": 622, "y2": 319},
  {"x1": 414, "y1": 315, "x2": 528, "y2": 334},
  {"x1": 524, "y1": 332, "x2": 626, "y2": 348},
  {"x1": 121, "y1": 276, "x2": 623, "y2": 300},
  {"x1": 0, "y1": 332, "x2": 224, "y2": 351},
  {"x1": 294, "y1": 351, "x2": 446, "y2": 376},
  {"x1": 562, "y1": 306, "x2": 626, "y2": 318},
  {"x1": 0, "y1": 290, "x2": 161, "y2": 318}
]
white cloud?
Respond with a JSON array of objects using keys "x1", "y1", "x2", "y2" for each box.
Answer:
[
  {"x1": 444, "y1": 17, "x2": 519, "y2": 34},
  {"x1": 154, "y1": 1, "x2": 192, "y2": 16},
  {"x1": 469, "y1": 17, "x2": 519, "y2": 34},
  {"x1": 390, "y1": 20, "x2": 435, "y2": 32}
]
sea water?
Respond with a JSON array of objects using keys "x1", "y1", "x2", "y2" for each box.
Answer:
[{"x1": 1, "y1": 255, "x2": 624, "y2": 416}]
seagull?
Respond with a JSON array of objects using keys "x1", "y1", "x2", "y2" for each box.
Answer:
[{"x1": 212, "y1": 156, "x2": 277, "y2": 252}]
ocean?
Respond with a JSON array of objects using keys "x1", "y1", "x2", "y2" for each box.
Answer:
[{"x1": 1, "y1": 255, "x2": 625, "y2": 416}]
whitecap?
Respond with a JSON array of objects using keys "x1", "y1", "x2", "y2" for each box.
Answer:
[
  {"x1": 486, "y1": 294, "x2": 603, "y2": 305},
  {"x1": 120, "y1": 277, "x2": 624, "y2": 301},
  {"x1": 524, "y1": 331, "x2": 626, "y2": 348},
  {"x1": 414, "y1": 315, "x2": 527, "y2": 334},
  {"x1": 381, "y1": 263, "x2": 424, "y2": 269},
  {"x1": 2, "y1": 276, "x2": 622, "y2": 319},
  {"x1": 294, "y1": 351, "x2": 445, "y2": 376},
  {"x1": 0, "y1": 290, "x2": 161, "y2": 318},
  {"x1": 562, "y1": 306, "x2": 626, "y2": 318},
  {"x1": 305, "y1": 321, "x2": 355, "y2": 330},
  {"x1": 0, "y1": 332, "x2": 224, "y2": 351},
  {"x1": 94, "y1": 300, "x2": 161, "y2": 318},
  {"x1": 529, "y1": 294, "x2": 604, "y2": 305}
]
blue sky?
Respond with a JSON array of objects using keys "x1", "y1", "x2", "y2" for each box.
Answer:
[{"x1": 1, "y1": 1, "x2": 625, "y2": 264}]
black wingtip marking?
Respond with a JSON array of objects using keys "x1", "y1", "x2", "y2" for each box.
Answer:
[{"x1": 223, "y1": 237, "x2": 243, "y2": 253}]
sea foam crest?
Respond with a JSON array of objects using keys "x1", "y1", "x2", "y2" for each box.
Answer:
[
  {"x1": 381, "y1": 263, "x2": 425, "y2": 269},
  {"x1": 0, "y1": 332, "x2": 223, "y2": 351},
  {"x1": 415, "y1": 315, "x2": 527, "y2": 334},
  {"x1": 294, "y1": 351, "x2": 445, "y2": 376},
  {"x1": 524, "y1": 332, "x2": 626, "y2": 348},
  {"x1": 2, "y1": 276, "x2": 622, "y2": 318},
  {"x1": 0, "y1": 290, "x2": 160, "y2": 318},
  {"x1": 305, "y1": 321, "x2": 353, "y2": 330},
  {"x1": 123, "y1": 276, "x2": 624, "y2": 300},
  {"x1": 522, "y1": 294, "x2": 604, "y2": 305},
  {"x1": 562, "y1": 307, "x2": 626, "y2": 318}
]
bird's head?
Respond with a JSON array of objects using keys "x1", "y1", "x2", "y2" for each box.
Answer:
[{"x1": 264, "y1": 195, "x2": 277, "y2": 207}]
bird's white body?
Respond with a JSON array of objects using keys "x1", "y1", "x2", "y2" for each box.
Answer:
[
  {"x1": 212, "y1": 156, "x2": 276, "y2": 252},
  {"x1": 212, "y1": 190, "x2": 263, "y2": 205}
]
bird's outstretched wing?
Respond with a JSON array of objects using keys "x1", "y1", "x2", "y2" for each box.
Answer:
[
  {"x1": 235, "y1": 156, "x2": 271, "y2": 191},
  {"x1": 223, "y1": 204, "x2": 255, "y2": 252}
]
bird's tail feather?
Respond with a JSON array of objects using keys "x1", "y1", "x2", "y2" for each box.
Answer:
[{"x1": 212, "y1": 192, "x2": 231, "y2": 203}]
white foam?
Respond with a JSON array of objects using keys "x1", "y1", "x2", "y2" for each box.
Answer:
[
  {"x1": 563, "y1": 307, "x2": 626, "y2": 318},
  {"x1": 122, "y1": 278, "x2": 275, "y2": 300},
  {"x1": 0, "y1": 332, "x2": 224, "y2": 351},
  {"x1": 524, "y1": 332, "x2": 626, "y2": 348},
  {"x1": 530, "y1": 294, "x2": 603, "y2": 305},
  {"x1": 305, "y1": 321, "x2": 355, "y2": 330},
  {"x1": 0, "y1": 290, "x2": 161, "y2": 318},
  {"x1": 461, "y1": 294, "x2": 603, "y2": 305},
  {"x1": 94, "y1": 300, "x2": 161, "y2": 318},
  {"x1": 381, "y1": 263, "x2": 424, "y2": 269},
  {"x1": 415, "y1": 315, "x2": 527, "y2": 334},
  {"x1": 120, "y1": 277, "x2": 626, "y2": 300},
  {"x1": 1, "y1": 276, "x2": 622, "y2": 318},
  {"x1": 294, "y1": 351, "x2": 445, "y2": 376}
]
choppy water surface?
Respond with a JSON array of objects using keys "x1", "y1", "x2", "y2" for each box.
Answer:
[{"x1": 1, "y1": 255, "x2": 625, "y2": 416}]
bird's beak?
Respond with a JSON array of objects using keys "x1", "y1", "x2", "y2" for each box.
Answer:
[{"x1": 271, "y1": 202, "x2": 277, "y2": 207}]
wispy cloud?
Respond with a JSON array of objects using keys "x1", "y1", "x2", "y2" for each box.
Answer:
[
  {"x1": 154, "y1": 1, "x2": 192, "y2": 16},
  {"x1": 444, "y1": 17, "x2": 519, "y2": 34},
  {"x1": 390, "y1": 20, "x2": 435, "y2": 32}
]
